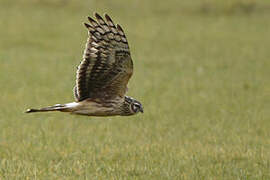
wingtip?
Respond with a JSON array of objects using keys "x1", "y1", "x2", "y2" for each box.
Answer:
[
  {"x1": 94, "y1": 12, "x2": 101, "y2": 18},
  {"x1": 84, "y1": 23, "x2": 91, "y2": 28},
  {"x1": 104, "y1": 14, "x2": 113, "y2": 22},
  {"x1": 116, "y1": 24, "x2": 125, "y2": 34},
  {"x1": 88, "y1": 16, "x2": 96, "y2": 23},
  {"x1": 104, "y1": 13, "x2": 110, "y2": 18}
]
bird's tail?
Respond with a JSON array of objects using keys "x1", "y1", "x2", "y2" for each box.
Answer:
[{"x1": 25, "y1": 104, "x2": 71, "y2": 113}]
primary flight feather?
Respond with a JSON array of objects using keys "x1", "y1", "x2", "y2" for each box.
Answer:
[{"x1": 26, "y1": 13, "x2": 143, "y2": 116}]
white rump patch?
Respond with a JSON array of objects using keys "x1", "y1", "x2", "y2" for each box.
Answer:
[{"x1": 65, "y1": 102, "x2": 79, "y2": 108}]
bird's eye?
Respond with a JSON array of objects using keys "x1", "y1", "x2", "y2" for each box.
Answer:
[{"x1": 131, "y1": 103, "x2": 140, "y2": 113}]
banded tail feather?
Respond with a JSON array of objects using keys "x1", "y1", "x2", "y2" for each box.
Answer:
[
  {"x1": 25, "y1": 13, "x2": 144, "y2": 117},
  {"x1": 25, "y1": 103, "x2": 76, "y2": 113}
]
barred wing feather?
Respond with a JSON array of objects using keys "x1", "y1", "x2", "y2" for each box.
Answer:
[{"x1": 74, "y1": 13, "x2": 133, "y2": 102}]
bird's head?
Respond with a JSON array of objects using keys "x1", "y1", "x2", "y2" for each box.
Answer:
[{"x1": 123, "y1": 96, "x2": 143, "y2": 115}]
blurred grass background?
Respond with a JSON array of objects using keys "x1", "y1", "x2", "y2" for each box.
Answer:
[{"x1": 0, "y1": 0, "x2": 270, "y2": 179}]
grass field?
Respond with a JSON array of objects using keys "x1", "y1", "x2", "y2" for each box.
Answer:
[{"x1": 1, "y1": 0, "x2": 270, "y2": 179}]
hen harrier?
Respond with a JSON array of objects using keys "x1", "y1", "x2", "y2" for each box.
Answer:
[{"x1": 25, "y1": 13, "x2": 143, "y2": 116}]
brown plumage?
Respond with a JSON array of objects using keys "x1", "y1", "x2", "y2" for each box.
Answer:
[{"x1": 26, "y1": 13, "x2": 143, "y2": 116}]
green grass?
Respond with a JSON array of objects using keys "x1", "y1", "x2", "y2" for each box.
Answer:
[{"x1": 1, "y1": 0, "x2": 270, "y2": 179}]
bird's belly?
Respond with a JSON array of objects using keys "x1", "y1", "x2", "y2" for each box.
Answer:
[
  {"x1": 71, "y1": 101, "x2": 119, "y2": 116},
  {"x1": 72, "y1": 108, "x2": 116, "y2": 116}
]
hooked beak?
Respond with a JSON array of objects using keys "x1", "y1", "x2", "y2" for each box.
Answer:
[{"x1": 139, "y1": 107, "x2": 144, "y2": 113}]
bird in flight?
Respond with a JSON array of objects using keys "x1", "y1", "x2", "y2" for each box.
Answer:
[{"x1": 26, "y1": 13, "x2": 143, "y2": 116}]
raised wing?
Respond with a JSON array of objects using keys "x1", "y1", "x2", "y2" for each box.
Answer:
[{"x1": 74, "y1": 13, "x2": 133, "y2": 102}]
